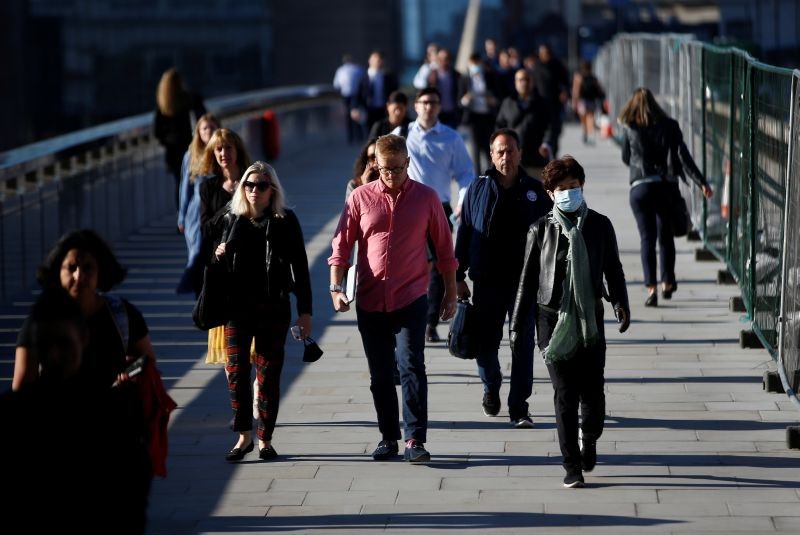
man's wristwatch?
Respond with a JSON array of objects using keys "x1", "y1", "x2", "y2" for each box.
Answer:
[{"x1": 329, "y1": 283, "x2": 344, "y2": 293}]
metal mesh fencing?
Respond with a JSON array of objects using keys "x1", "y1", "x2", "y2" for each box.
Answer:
[
  {"x1": 595, "y1": 34, "x2": 800, "y2": 407},
  {"x1": 750, "y1": 66, "x2": 793, "y2": 350},
  {"x1": 779, "y1": 73, "x2": 800, "y2": 397}
]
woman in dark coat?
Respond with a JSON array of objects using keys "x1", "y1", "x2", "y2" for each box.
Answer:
[
  {"x1": 213, "y1": 161, "x2": 313, "y2": 463},
  {"x1": 619, "y1": 87, "x2": 713, "y2": 306},
  {"x1": 154, "y1": 67, "x2": 206, "y2": 208}
]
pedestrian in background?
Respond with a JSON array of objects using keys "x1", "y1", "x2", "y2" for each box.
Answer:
[
  {"x1": 357, "y1": 50, "x2": 399, "y2": 136},
  {"x1": 329, "y1": 134, "x2": 457, "y2": 463},
  {"x1": 369, "y1": 91, "x2": 410, "y2": 139},
  {"x1": 345, "y1": 138, "x2": 379, "y2": 200},
  {"x1": 333, "y1": 53, "x2": 366, "y2": 144},
  {"x1": 214, "y1": 161, "x2": 312, "y2": 462},
  {"x1": 176, "y1": 113, "x2": 220, "y2": 296},
  {"x1": 511, "y1": 156, "x2": 630, "y2": 489},
  {"x1": 459, "y1": 53, "x2": 498, "y2": 176},
  {"x1": 495, "y1": 68, "x2": 552, "y2": 180},
  {"x1": 154, "y1": 67, "x2": 206, "y2": 208},
  {"x1": 571, "y1": 60, "x2": 605, "y2": 145},
  {"x1": 197, "y1": 128, "x2": 252, "y2": 365},
  {"x1": 532, "y1": 45, "x2": 569, "y2": 157},
  {"x1": 619, "y1": 87, "x2": 713, "y2": 307},
  {"x1": 455, "y1": 129, "x2": 551, "y2": 426},
  {"x1": 402, "y1": 87, "x2": 474, "y2": 343}
]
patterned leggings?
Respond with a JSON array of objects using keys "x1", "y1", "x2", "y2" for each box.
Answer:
[{"x1": 225, "y1": 301, "x2": 290, "y2": 441}]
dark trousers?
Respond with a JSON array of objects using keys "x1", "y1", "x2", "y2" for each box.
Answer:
[
  {"x1": 225, "y1": 301, "x2": 290, "y2": 441},
  {"x1": 473, "y1": 280, "x2": 536, "y2": 420},
  {"x1": 427, "y1": 202, "x2": 454, "y2": 327},
  {"x1": 343, "y1": 96, "x2": 364, "y2": 144},
  {"x1": 629, "y1": 181, "x2": 676, "y2": 287},
  {"x1": 465, "y1": 112, "x2": 495, "y2": 177},
  {"x1": 538, "y1": 307, "x2": 606, "y2": 470},
  {"x1": 357, "y1": 295, "x2": 428, "y2": 443}
]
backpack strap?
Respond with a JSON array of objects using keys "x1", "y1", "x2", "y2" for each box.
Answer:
[{"x1": 104, "y1": 294, "x2": 130, "y2": 355}]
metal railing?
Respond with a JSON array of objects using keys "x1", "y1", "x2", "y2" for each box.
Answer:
[
  {"x1": 595, "y1": 34, "x2": 800, "y2": 410},
  {"x1": 0, "y1": 84, "x2": 340, "y2": 303}
]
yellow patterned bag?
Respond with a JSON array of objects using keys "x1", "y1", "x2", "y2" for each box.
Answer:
[{"x1": 205, "y1": 325, "x2": 257, "y2": 364}]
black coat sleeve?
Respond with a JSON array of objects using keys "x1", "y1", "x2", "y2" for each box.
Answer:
[
  {"x1": 285, "y1": 210, "x2": 313, "y2": 316},
  {"x1": 510, "y1": 221, "x2": 542, "y2": 335},
  {"x1": 600, "y1": 215, "x2": 629, "y2": 314}
]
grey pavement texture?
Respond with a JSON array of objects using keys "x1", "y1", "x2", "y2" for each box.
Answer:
[{"x1": 2, "y1": 124, "x2": 799, "y2": 534}]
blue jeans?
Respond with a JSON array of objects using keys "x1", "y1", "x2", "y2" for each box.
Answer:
[
  {"x1": 473, "y1": 280, "x2": 536, "y2": 420},
  {"x1": 629, "y1": 181, "x2": 676, "y2": 287},
  {"x1": 357, "y1": 295, "x2": 428, "y2": 443}
]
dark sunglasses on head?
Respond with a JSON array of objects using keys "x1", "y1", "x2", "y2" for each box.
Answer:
[{"x1": 243, "y1": 180, "x2": 272, "y2": 192}]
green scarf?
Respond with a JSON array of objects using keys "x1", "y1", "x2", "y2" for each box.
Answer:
[{"x1": 542, "y1": 202, "x2": 598, "y2": 363}]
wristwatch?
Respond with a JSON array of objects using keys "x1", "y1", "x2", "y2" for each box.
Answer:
[{"x1": 329, "y1": 283, "x2": 344, "y2": 293}]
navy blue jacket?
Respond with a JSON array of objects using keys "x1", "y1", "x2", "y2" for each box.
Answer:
[{"x1": 455, "y1": 168, "x2": 552, "y2": 283}]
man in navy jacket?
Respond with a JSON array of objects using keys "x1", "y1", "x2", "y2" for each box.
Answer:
[{"x1": 454, "y1": 128, "x2": 552, "y2": 426}]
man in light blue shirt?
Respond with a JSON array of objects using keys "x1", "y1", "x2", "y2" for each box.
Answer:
[
  {"x1": 396, "y1": 87, "x2": 474, "y2": 342},
  {"x1": 333, "y1": 53, "x2": 366, "y2": 144}
]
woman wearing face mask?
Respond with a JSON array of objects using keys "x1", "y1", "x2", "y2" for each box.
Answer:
[
  {"x1": 510, "y1": 156, "x2": 630, "y2": 489},
  {"x1": 214, "y1": 161, "x2": 313, "y2": 462}
]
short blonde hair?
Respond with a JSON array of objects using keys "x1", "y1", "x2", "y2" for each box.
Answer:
[{"x1": 230, "y1": 161, "x2": 287, "y2": 219}]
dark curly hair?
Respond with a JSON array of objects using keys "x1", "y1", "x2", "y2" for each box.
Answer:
[{"x1": 36, "y1": 229, "x2": 127, "y2": 292}]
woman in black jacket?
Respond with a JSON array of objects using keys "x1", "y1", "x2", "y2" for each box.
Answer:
[
  {"x1": 619, "y1": 87, "x2": 713, "y2": 306},
  {"x1": 510, "y1": 156, "x2": 630, "y2": 488},
  {"x1": 214, "y1": 161, "x2": 312, "y2": 463}
]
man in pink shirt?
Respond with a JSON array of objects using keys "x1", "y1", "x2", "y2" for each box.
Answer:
[{"x1": 329, "y1": 134, "x2": 458, "y2": 463}]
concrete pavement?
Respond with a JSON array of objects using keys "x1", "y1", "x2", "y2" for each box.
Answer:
[{"x1": 2, "y1": 124, "x2": 799, "y2": 534}]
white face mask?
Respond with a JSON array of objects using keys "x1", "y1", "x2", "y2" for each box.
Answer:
[
  {"x1": 468, "y1": 64, "x2": 481, "y2": 76},
  {"x1": 553, "y1": 188, "x2": 584, "y2": 212}
]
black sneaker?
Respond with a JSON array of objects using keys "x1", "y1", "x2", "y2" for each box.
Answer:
[
  {"x1": 371, "y1": 440, "x2": 399, "y2": 461},
  {"x1": 563, "y1": 469, "x2": 585, "y2": 488},
  {"x1": 482, "y1": 392, "x2": 501, "y2": 417},
  {"x1": 403, "y1": 439, "x2": 430, "y2": 463},
  {"x1": 511, "y1": 415, "x2": 534, "y2": 428},
  {"x1": 581, "y1": 440, "x2": 597, "y2": 472}
]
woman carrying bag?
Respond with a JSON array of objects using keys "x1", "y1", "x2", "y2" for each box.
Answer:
[
  {"x1": 619, "y1": 87, "x2": 713, "y2": 307},
  {"x1": 213, "y1": 161, "x2": 313, "y2": 462}
]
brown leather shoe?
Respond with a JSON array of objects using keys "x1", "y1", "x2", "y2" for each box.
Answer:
[{"x1": 425, "y1": 325, "x2": 441, "y2": 343}]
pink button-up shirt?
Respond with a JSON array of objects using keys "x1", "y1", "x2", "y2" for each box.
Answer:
[{"x1": 329, "y1": 177, "x2": 458, "y2": 313}]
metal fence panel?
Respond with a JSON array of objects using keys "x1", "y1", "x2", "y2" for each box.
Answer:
[{"x1": 779, "y1": 73, "x2": 800, "y2": 397}]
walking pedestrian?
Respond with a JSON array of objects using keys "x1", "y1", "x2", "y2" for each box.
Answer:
[
  {"x1": 455, "y1": 129, "x2": 552, "y2": 425},
  {"x1": 333, "y1": 53, "x2": 366, "y2": 144},
  {"x1": 510, "y1": 156, "x2": 630, "y2": 488},
  {"x1": 368, "y1": 91, "x2": 410, "y2": 139},
  {"x1": 154, "y1": 67, "x2": 206, "y2": 208},
  {"x1": 571, "y1": 60, "x2": 605, "y2": 145},
  {"x1": 329, "y1": 134, "x2": 457, "y2": 463},
  {"x1": 176, "y1": 113, "x2": 220, "y2": 295},
  {"x1": 401, "y1": 87, "x2": 474, "y2": 342},
  {"x1": 619, "y1": 87, "x2": 713, "y2": 306},
  {"x1": 214, "y1": 161, "x2": 312, "y2": 462}
]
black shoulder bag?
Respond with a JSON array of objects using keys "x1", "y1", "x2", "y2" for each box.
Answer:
[{"x1": 192, "y1": 215, "x2": 238, "y2": 330}]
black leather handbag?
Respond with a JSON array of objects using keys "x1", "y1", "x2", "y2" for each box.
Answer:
[
  {"x1": 192, "y1": 216, "x2": 239, "y2": 331},
  {"x1": 670, "y1": 183, "x2": 690, "y2": 237},
  {"x1": 192, "y1": 261, "x2": 230, "y2": 330},
  {"x1": 447, "y1": 298, "x2": 478, "y2": 360}
]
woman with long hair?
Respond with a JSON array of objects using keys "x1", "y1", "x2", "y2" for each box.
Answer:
[
  {"x1": 176, "y1": 113, "x2": 221, "y2": 294},
  {"x1": 345, "y1": 137, "x2": 379, "y2": 199},
  {"x1": 619, "y1": 87, "x2": 713, "y2": 306},
  {"x1": 154, "y1": 67, "x2": 206, "y2": 208},
  {"x1": 214, "y1": 162, "x2": 313, "y2": 462}
]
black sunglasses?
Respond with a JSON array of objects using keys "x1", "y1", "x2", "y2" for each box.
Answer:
[{"x1": 243, "y1": 180, "x2": 272, "y2": 192}]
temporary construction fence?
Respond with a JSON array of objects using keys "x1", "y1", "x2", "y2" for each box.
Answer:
[{"x1": 594, "y1": 34, "x2": 800, "y2": 416}]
